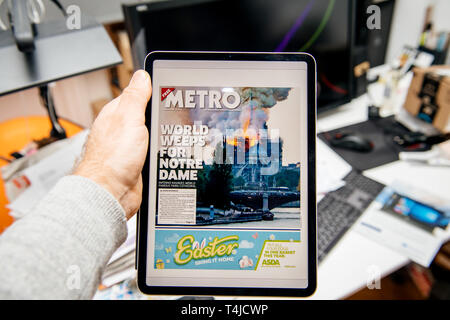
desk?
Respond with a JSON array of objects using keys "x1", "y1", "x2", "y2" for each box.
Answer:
[{"x1": 309, "y1": 94, "x2": 450, "y2": 300}]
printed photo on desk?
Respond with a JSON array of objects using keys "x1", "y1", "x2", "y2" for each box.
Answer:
[
  {"x1": 153, "y1": 86, "x2": 302, "y2": 271},
  {"x1": 354, "y1": 182, "x2": 450, "y2": 267}
]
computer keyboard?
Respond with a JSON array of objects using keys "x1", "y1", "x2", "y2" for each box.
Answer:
[{"x1": 317, "y1": 170, "x2": 385, "y2": 263}]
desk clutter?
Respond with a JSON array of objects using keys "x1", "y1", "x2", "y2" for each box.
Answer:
[
  {"x1": 318, "y1": 116, "x2": 409, "y2": 171},
  {"x1": 1, "y1": 131, "x2": 89, "y2": 218},
  {"x1": 316, "y1": 18, "x2": 450, "y2": 286},
  {"x1": 318, "y1": 117, "x2": 450, "y2": 172},
  {"x1": 319, "y1": 61, "x2": 450, "y2": 171},
  {"x1": 404, "y1": 66, "x2": 450, "y2": 133},
  {"x1": 317, "y1": 88, "x2": 450, "y2": 260}
]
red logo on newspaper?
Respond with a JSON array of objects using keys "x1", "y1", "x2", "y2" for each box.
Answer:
[{"x1": 161, "y1": 88, "x2": 175, "y2": 101}]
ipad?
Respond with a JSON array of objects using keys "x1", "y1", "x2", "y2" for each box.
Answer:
[{"x1": 138, "y1": 51, "x2": 316, "y2": 297}]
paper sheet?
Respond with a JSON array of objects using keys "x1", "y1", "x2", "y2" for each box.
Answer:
[
  {"x1": 109, "y1": 215, "x2": 137, "y2": 264},
  {"x1": 354, "y1": 181, "x2": 450, "y2": 267},
  {"x1": 7, "y1": 131, "x2": 89, "y2": 218},
  {"x1": 316, "y1": 139, "x2": 352, "y2": 195}
]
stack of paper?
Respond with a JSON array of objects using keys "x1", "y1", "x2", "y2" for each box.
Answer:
[
  {"x1": 3, "y1": 131, "x2": 89, "y2": 218},
  {"x1": 101, "y1": 215, "x2": 137, "y2": 287}
]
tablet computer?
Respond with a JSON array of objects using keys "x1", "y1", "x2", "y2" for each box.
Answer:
[{"x1": 138, "y1": 51, "x2": 316, "y2": 297}]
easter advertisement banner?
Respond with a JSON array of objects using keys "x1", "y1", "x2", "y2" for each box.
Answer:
[{"x1": 154, "y1": 229, "x2": 301, "y2": 270}]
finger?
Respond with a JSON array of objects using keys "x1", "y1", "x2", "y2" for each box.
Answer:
[{"x1": 118, "y1": 70, "x2": 152, "y2": 116}]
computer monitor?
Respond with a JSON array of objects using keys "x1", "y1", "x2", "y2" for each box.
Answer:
[{"x1": 123, "y1": 0, "x2": 356, "y2": 112}]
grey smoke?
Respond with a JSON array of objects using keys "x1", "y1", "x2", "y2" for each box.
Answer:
[{"x1": 190, "y1": 87, "x2": 291, "y2": 132}]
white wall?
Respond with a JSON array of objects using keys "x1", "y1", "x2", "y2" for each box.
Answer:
[
  {"x1": 0, "y1": 70, "x2": 112, "y2": 128},
  {"x1": 386, "y1": 0, "x2": 450, "y2": 64}
]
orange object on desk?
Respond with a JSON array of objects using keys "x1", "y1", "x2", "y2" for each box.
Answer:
[{"x1": 0, "y1": 116, "x2": 84, "y2": 234}]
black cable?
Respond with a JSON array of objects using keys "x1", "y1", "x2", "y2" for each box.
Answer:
[
  {"x1": 39, "y1": 85, "x2": 67, "y2": 139},
  {"x1": 49, "y1": 0, "x2": 66, "y2": 17}
]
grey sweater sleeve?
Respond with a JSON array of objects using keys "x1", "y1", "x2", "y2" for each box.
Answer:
[{"x1": 0, "y1": 175, "x2": 128, "y2": 299}]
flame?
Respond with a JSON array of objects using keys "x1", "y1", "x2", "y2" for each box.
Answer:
[
  {"x1": 224, "y1": 102, "x2": 270, "y2": 150},
  {"x1": 243, "y1": 116, "x2": 250, "y2": 133},
  {"x1": 226, "y1": 135, "x2": 258, "y2": 149},
  {"x1": 226, "y1": 114, "x2": 258, "y2": 149}
]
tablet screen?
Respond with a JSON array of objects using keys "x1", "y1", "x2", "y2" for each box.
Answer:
[{"x1": 145, "y1": 58, "x2": 310, "y2": 291}]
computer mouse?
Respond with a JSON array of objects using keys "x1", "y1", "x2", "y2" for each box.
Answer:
[{"x1": 329, "y1": 132, "x2": 374, "y2": 152}]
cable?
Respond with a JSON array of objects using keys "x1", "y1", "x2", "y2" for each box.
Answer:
[
  {"x1": 274, "y1": 0, "x2": 315, "y2": 52},
  {"x1": 299, "y1": 0, "x2": 335, "y2": 52},
  {"x1": 49, "y1": 0, "x2": 66, "y2": 17},
  {"x1": 39, "y1": 85, "x2": 67, "y2": 139}
]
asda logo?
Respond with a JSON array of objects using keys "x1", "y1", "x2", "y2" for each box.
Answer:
[{"x1": 262, "y1": 259, "x2": 280, "y2": 266}]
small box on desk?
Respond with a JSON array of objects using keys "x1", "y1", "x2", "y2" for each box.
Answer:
[{"x1": 403, "y1": 65, "x2": 450, "y2": 133}]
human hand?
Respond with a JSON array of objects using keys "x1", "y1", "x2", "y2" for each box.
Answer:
[{"x1": 74, "y1": 70, "x2": 152, "y2": 220}]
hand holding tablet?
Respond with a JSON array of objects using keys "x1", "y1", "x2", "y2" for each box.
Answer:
[{"x1": 137, "y1": 52, "x2": 317, "y2": 297}]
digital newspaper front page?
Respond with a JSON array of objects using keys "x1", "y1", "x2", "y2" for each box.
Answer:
[{"x1": 147, "y1": 61, "x2": 309, "y2": 288}]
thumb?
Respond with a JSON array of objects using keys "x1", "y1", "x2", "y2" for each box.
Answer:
[{"x1": 118, "y1": 70, "x2": 152, "y2": 115}]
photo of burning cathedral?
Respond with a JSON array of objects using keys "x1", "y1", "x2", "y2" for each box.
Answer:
[{"x1": 193, "y1": 87, "x2": 301, "y2": 227}]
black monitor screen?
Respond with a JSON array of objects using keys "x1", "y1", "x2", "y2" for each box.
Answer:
[{"x1": 124, "y1": 0, "x2": 354, "y2": 111}]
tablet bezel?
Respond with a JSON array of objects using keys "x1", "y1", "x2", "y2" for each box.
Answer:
[{"x1": 138, "y1": 51, "x2": 317, "y2": 297}]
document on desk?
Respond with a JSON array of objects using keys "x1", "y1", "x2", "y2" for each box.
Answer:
[
  {"x1": 354, "y1": 182, "x2": 450, "y2": 267},
  {"x1": 101, "y1": 215, "x2": 138, "y2": 287},
  {"x1": 6, "y1": 131, "x2": 89, "y2": 218},
  {"x1": 316, "y1": 139, "x2": 352, "y2": 197}
]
